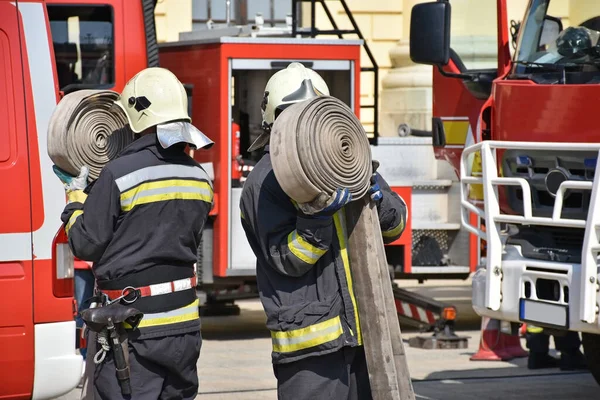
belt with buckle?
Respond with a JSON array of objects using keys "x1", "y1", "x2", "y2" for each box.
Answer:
[{"x1": 101, "y1": 276, "x2": 197, "y2": 304}]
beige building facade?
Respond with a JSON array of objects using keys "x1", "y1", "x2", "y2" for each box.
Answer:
[{"x1": 154, "y1": 0, "x2": 597, "y2": 135}]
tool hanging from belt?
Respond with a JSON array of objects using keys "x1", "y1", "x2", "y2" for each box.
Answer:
[
  {"x1": 101, "y1": 276, "x2": 197, "y2": 303},
  {"x1": 81, "y1": 300, "x2": 143, "y2": 396}
]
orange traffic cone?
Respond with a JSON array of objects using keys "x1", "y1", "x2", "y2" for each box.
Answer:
[
  {"x1": 500, "y1": 330, "x2": 529, "y2": 359},
  {"x1": 470, "y1": 317, "x2": 513, "y2": 361}
]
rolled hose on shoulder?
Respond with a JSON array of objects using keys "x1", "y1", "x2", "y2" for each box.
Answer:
[
  {"x1": 48, "y1": 89, "x2": 133, "y2": 180},
  {"x1": 269, "y1": 96, "x2": 372, "y2": 204}
]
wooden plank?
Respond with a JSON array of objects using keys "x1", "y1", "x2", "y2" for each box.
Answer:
[{"x1": 346, "y1": 198, "x2": 415, "y2": 400}]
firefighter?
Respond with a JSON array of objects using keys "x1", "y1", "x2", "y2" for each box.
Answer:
[
  {"x1": 526, "y1": 325, "x2": 588, "y2": 370},
  {"x1": 239, "y1": 63, "x2": 408, "y2": 400},
  {"x1": 55, "y1": 67, "x2": 214, "y2": 399}
]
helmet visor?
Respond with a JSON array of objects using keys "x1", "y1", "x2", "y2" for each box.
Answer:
[{"x1": 157, "y1": 121, "x2": 214, "y2": 150}]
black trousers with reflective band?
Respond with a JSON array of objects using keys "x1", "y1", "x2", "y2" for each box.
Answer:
[
  {"x1": 91, "y1": 331, "x2": 201, "y2": 400},
  {"x1": 274, "y1": 346, "x2": 372, "y2": 400}
]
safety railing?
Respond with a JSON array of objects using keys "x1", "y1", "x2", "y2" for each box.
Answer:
[{"x1": 459, "y1": 141, "x2": 600, "y2": 323}]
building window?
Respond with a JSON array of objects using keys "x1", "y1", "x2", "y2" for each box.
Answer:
[
  {"x1": 48, "y1": 5, "x2": 114, "y2": 92},
  {"x1": 192, "y1": 0, "x2": 292, "y2": 30}
]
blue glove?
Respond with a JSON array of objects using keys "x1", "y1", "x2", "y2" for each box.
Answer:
[
  {"x1": 53, "y1": 165, "x2": 89, "y2": 203},
  {"x1": 369, "y1": 172, "x2": 383, "y2": 203},
  {"x1": 299, "y1": 188, "x2": 352, "y2": 218}
]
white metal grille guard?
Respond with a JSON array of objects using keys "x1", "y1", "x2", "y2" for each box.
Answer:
[{"x1": 459, "y1": 141, "x2": 600, "y2": 323}]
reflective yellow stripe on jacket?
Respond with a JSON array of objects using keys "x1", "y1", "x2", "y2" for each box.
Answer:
[
  {"x1": 333, "y1": 210, "x2": 363, "y2": 345},
  {"x1": 382, "y1": 218, "x2": 405, "y2": 239},
  {"x1": 115, "y1": 164, "x2": 213, "y2": 212},
  {"x1": 66, "y1": 210, "x2": 83, "y2": 234},
  {"x1": 124, "y1": 299, "x2": 200, "y2": 329},
  {"x1": 120, "y1": 179, "x2": 212, "y2": 211},
  {"x1": 271, "y1": 316, "x2": 344, "y2": 353},
  {"x1": 287, "y1": 230, "x2": 326, "y2": 264}
]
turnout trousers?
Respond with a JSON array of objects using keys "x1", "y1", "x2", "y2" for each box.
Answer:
[
  {"x1": 86, "y1": 331, "x2": 201, "y2": 400},
  {"x1": 274, "y1": 346, "x2": 372, "y2": 400}
]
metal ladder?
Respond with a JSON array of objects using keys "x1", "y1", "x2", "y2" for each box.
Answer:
[{"x1": 290, "y1": 0, "x2": 379, "y2": 144}]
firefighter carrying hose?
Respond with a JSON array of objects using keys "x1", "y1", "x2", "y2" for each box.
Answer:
[
  {"x1": 55, "y1": 67, "x2": 214, "y2": 399},
  {"x1": 239, "y1": 63, "x2": 408, "y2": 400}
]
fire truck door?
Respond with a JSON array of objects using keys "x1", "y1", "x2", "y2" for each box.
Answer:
[
  {"x1": 0, "y1": 1, "x2": 35, "y2": 396},
  {"x1": 426, "y1": 0, "x2": 508, "y2": 187}
]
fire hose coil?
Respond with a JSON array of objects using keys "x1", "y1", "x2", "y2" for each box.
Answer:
[
  {"x1": 269, "y1": 96, "x2": 372, "y2": 203},
  {"x1": 48, "y1": 90, "x2": 132, "y2": 180}
]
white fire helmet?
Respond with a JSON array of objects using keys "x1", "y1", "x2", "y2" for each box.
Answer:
[
  {"x1": 114, "y1": 67, "x2": 213, "y2": 150},
  {"x1": 248, "y1": 62, "x2": 330, "y2": 152}
]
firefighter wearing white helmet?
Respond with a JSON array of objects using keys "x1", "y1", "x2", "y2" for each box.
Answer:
[
  {"x1": 115, "y1": 66, "x2": 213, "y2": 150},
  {"x1": 239, "y1": 64, "x2": 408, "y2": 400},
  {"x1": 58, "y1": 67, "x2": 213, "y2": 399},
  {"x1": 247, "y1": 62, "x2": 330, "y2": 152}
]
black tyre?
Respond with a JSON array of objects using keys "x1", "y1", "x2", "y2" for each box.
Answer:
[{"x1": 582, "y1": 332, "x2": 600, "y2": 385}]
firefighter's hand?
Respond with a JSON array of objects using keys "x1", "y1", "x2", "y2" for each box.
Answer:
[
  {"x1": 369, "y1": 172, "x2": 383, "y2": 203},
  {"x1": 298, "y1": 188, "x2": 352, "y2": 218},
  {"x1": 53, "y1": 165, "x2": 89, "y2": 203}
]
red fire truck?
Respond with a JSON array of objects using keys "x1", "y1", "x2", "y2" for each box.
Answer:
[{"x1": 409, "y1": 0, "x2": 600, "y2": 384}]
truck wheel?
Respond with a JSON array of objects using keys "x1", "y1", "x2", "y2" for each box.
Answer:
[{"x1": 582, "y1": 333, "x2": 600, "y2": 385}]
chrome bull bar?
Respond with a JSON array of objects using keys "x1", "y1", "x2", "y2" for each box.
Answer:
[{"x1": 459, "y1": 140, "x2": 600, "y2": 324}]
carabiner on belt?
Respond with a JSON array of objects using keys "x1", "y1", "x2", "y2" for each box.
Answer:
[{"x1": 106, "y1": 286, "x2": 139, "y2": 305}]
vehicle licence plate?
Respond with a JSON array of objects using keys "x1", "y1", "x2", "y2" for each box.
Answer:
[{"x1": 519, "y1": 299, "x2": 569, "y2": 329}]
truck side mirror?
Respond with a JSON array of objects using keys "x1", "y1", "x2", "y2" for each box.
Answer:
[{"x1": 409, "y1": 1, "x2": 451, "y2": 66}]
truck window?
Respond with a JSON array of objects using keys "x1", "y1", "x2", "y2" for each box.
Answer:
[
  {"x1": 513, "y1": 0, "x2": 600, "y2": 83},
  {"x1": 47, "y1": 5, "x2": 114, "y2": 92}
]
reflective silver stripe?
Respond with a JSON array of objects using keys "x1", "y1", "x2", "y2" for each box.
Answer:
[
  {"x1": 120, "y1": 185, "x2": 212, "y2": 208},
  {"x1": 272, "y1": 321, "x2": 342, "y2": 347},
  {"x1": 115, "y1": 164, "x2": 212, "y2": 192},
  {"x1": 140, "y1": 301, "x2": 198, "y2": 320},
  {"x1": 287, "y1": 231, "x2": 325, "y2": 264}
]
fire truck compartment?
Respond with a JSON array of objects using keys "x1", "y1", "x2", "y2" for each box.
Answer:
[{"x1": 159, "y1": 37, "x2": 362, "y2": 278}]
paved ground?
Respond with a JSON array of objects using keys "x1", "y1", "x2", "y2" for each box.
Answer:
[{"x1": 56, "y1": 281, "x2": 599, "y2": 399}]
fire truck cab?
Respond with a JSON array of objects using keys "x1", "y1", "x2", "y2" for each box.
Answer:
[{"x1": 409, "y1": 0, "x2": 600, "y2": 384}]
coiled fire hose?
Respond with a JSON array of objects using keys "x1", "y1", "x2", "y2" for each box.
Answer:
[
  {"x1": 270, "y1": 96, "x2": 415, "y2": 400},
  {"x1": 269, "y1": 96, "x2": 372, "y2": 203},
  {"x1": 48, "y1": 90, "x2": 132, "y2": 180}
]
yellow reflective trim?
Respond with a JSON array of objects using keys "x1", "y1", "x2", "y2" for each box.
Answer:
[
  {"x1": 272, "y1": 326, "x2": 343, "y2": 353},
  {"x1": 333, "y1": 211, "x2": 362, "y2": 345},
  {"x1": 382, "y1": 219, "x2": 405, "y2": 238},
  {"x1": 271, "y1": 316, "x2": 343, "y2": 353},
  {"x1": 126, "y1": 300, "x2": 200, "y2": 329},
  {"x1": 136, "y1": 310, "x2": 199, "y2": 328},
  {"x1": 272, "y1": 315, "x2": 341, "y2": 339},
  {"x1": 526, "y1": 325, "x2": 544, "y2": 334},
  {"x1": 287, "y1": 232, "x2": 319, "y2": 264},
  {"x1": 123, "y1": 192, "x2": 213, "y2": 212},
  {"x1": 295, "y1": 234, "x2": 326, "y2": 256},
  {"x1": 66, "y1": 210, "x2": 83, "y2": 234},
  {"x1": 67, "y1": 190, "x2": 87, "y2": 204},
  {"x1": 442, "y1": 120, "x2": 470, "y2": 145},
  {"x1": 240, "y1": 209, "x2": 245, "y2": 220},
  {"x1": 120, "y1": 179, "x2": 212, "y2": 201}
]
